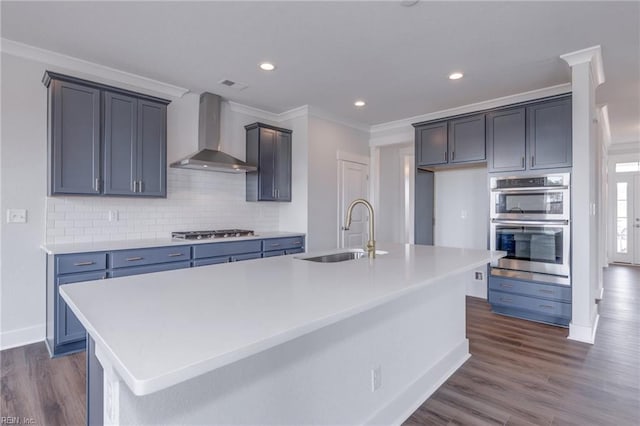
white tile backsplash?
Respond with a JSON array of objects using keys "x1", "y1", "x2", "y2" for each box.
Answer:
[{"x1": 45, "y1": 169, "x2": 280, "y2": 244}]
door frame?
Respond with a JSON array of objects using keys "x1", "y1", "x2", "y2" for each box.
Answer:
[
  {"x1": 608, "y1": 153, "x2": 640, "y2": 264},
  {"x1": 337, "y1": 151, "x2": 369, "y2": 249}
]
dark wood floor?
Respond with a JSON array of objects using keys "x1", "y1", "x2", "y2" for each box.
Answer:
[
  {"x1": 406, "y1": 264, "x2": 640, "y2": 426},
  {"x1": 2, "y1": 265, "x2": 638, "y2": 425}
]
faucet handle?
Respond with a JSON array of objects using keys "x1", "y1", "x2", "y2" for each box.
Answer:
[{"x1": 341, "y1": 226, "x2": 349, "y2": 231}]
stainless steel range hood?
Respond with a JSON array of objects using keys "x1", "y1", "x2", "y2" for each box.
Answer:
[{"x1": 170, "y1": 93, "x2": 257, "y2": 173}]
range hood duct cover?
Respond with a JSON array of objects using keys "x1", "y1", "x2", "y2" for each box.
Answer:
[{"x1": 170, "y1": 93, "x2": 257, "y2": 173}]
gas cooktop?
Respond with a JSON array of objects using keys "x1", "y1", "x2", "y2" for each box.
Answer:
[{"x1": 171, "y1": 229, "x2": 255, "y2": 240}]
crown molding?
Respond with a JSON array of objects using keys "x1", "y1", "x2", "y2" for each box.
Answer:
[
  {"x1": 560, "y1": 45, "x2": 605, "y2": 86},
  {"x1": 227, "y1": 101, "x2": 281, "y2": 122},
  {"x1": 369, "y1": 83, "x2": 572, "y2": 146},
  {"x1": 278, "y1": 105, "x2": 309, "y2": 122},
  {"x1": 0, "y1": 38, "x2": 189, "y2": 98},
  {"x1": 307, "y1": 106, "x2": 370, "y2": 133}
]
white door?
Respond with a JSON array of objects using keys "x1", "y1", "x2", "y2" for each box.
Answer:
[
  {"x1": 634, "y1": 175, "x2": 640, "y2": 264},
  {"x1": 613, "y1": 175, "x2": 640, "y2": 264},
  {"x1": 339, "y1": 160, "x2": 368, "y2": 249}
]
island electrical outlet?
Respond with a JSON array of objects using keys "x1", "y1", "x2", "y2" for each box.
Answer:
[{"x1": 371, "y1": 366, "x2": 382, "y2": 392}]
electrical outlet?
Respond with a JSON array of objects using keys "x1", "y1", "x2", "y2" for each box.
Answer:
[
  {"x1": 108, "y1": 210, "x2": 119, "y2": 222},
  {"x1": 6, "y1": 209, "x2": 27, "y2": 223},
  {"x1": 475, "y1": 271, "x2": 483, "y2": 281},
  {"x1": 371, "y1": 366, "x2": 382, "y2": 392}
]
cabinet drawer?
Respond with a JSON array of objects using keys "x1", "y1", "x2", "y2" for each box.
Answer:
[
  {"x1": 193, "y1": 240, "x2": 262, "y2": 259},
  {"x1": 110, "y1": 245, "x2": 190, "y2": 269},
  {"x1": 489, "y1": 290, "x2": 571, "y2": 318},
  {"x1": 285, "y1": 248, "x2": 304, "y2": 255},
  {"x1": 192, "y1": 256, "x2": 229, "y2": 267},
  {"x1": 489, "y1": 276, "x2": 570, "y2": 302},
  {"x1": 57, "y1": 252, "x2": 107, "y2": 275},
  {"x1": 110, "y1": 260, "x2": 190, "y2": 278},
  {"x1": 262, "y1": 236, "x2": 304, "y2": 252},
  {"x1": 231, "y1": 252, "x2": 262, "y2": 262}
]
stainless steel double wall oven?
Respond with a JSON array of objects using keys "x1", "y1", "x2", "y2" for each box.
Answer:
[{"x1": 489, "y1": 173, "x2": 571, "y2": 285}]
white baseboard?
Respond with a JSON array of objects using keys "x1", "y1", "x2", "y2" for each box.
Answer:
[
  {"x1": 365, "y1": 339, "x2": 470, "y2": 425},
  {"x1": 568, "y1": 314, "x2": 600, "y2": 344},
  {"x1": 0, "y1": 324, "x2": 44, "y2": 350}
]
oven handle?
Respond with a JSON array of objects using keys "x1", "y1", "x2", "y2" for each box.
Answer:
[
  {"x1": 491, "y1": 186, "x2": 569, "y2": 193},
  {"x1": 491, "y1": 219, "x2": 569, "y2": 226}
]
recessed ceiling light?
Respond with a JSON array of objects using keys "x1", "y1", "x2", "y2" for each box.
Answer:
[
  {"x1": 449, "y1": 72, "x2": 464, "y2": 80},
  {"x1": 354, "y1": 100, "x2": 366, "y2": 107},
  {"x1": 259, "y1": 62, "x2": 276, "y2": 71}
]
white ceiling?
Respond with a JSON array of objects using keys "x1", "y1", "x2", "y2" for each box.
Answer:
[{"x1": 2, "y1": 1, "x2": 639, "y2": 144}]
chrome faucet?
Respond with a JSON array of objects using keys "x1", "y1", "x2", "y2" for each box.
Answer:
[{"x1": 343, "y1": 198, "x2": 376, "y2": 258}]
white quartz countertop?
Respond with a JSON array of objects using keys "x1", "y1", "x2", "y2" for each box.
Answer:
[
  {"x1": 41, "y1": 232, "x2": 304, "y2": 254},
  {"x1": 61, "y1": 243, "x2": 504, "y2": 396}
]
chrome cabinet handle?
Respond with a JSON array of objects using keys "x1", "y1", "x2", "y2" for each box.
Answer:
[
  {"x1": 294, "y1": 240, "x2": 301, "y2": 244},
  {"x1": 73, "y1": 261, "x2": 95, "y2": 266},
  {"x1": 539, "y1": 304, "x2": 554, "y2": 310},
  {"x1": 451, "y1": 151, "x2": 455, "y2": 161},
  {"x1": 167, "y1": 253, "x2": 184, "y2": 257},
  {"x1": 531, "y1": 156, "x2": 535, "y2": 167},
  {"x1": 521, "y1": 157, "x2": 525, "y2": 168},
  {"x1": 444, "y1": 151, "x2": 447, "y2": 162},
  {"x1": 132, "y1": 181, "x2": 136, "y2": 193},
  {"x1": 500, "y1": 283, "x2": 513, "y2": 288},
  {"x1": 139, "y1": 181, "x2": 143, "y2": 193},
  {"x1": 499, "y1": 297, "x2": 513, "y2": 303},
  {"x1": 94, "y1": 178, "x2": 101, "y2": 192},
  {"x1": 126, "y1": 256, "x2": 143, "y2": 262},
  {"x1": 538, "y1": 289, "x2": 554, "y2": 294}
]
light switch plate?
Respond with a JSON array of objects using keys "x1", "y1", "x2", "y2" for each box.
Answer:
[{"x1": 7, "y1": 209, "x2": 27, "y2": 223}]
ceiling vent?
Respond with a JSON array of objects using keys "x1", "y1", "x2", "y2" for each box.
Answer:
[{"x1": 217, "y1": 79, "x2": 248, "y2": 91}]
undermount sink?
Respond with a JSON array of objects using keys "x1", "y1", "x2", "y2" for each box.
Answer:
[{"x1": 297, "y1": 250, "x2": 388, "y2": 263}]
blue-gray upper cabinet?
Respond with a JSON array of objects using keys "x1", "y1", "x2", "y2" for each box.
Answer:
[
  {"x1": 487, "y1": 96, "x2": 572, "y2": 173},
  {"x1": 415, "y1": 122, "x2": 448, "y2": 166},
  {"x1": 415, "y1": 114, "x2": 485, "y2": 167},
  {"x1": 246, "y1": 123, "x2": 292, "y2": 202},
  {"x1": 46, "y1": 78, "x2": 102, "y2": 195},
  {"x1": 448, "y1": 114, "x2": 486, "y2": 163},
  {"x1": 527, "y1": 97, "x2": 572, "y2": 170},
  {"x1": 104, "y1": 93, "x2": 167, "y2": 197},
  {"x1": 43, "y1": 71, "x2": 169, "y2": 197},
  {"x1": 487, "y1": 108, "x2": 527, "y2": 173}
]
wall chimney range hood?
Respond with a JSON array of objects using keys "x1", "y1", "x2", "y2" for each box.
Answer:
[{"x1": 170, "y1": 93, "x2": 257, "y2": 173}]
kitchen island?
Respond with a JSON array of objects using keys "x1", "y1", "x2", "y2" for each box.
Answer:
[{"x1": 61, "y1": 243, "x2": 503, "y2": 425}]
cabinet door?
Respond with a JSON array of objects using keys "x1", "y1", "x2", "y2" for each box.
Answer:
[
  {"x1": 50, "y1": 80, "x2": 101, "y2": 195},
  {"x1": 274, "y1": 131, "x2": 292, "y2": 201},
  {"x1": 137, "y1": 100, "x2": 167, "y2": 197},
  {"x1": 103, "y1": 92, "x2": 137, "y2": 195},
  {"x1": 449, "y1": 114, "x2": 486, "y2": 163},
  {"x1": 56, "y1": 271, "x2": 106, "y2": 344},
  {"x1": 487, "y1": 108, "x2": 526, "y2": 172},
  {"x1": 415, "y1": 170, "x2": 434, "y2": 245},
  {"x1": 258, "y1": 127, "x2": 277, "y2": 200},
  {"x1": 528, "y1": 98, "x2": 572, "y2": 170},
  {"x1": 416, "y1": 122, "x2": 448, "y2": 166}
]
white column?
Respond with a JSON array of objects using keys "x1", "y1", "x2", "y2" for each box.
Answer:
[{"x1": 560, "y1": 46, "x2": 605, "y2": 344}]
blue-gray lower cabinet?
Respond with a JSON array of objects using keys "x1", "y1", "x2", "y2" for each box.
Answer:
[
  {"x1": 47, "y1": 235, "x2": 306, "y2": 357},
  {"x1": 488, "y1": 274, "x2": 571, "y2": 327},
  {"x1": 193, "y1": 240, "x2": 263, "y2": 265},
  {"x1": 47, "y1": 253, "x2": 108, "y2": 357},
  {"x1": 262, "y1": 236, "x2": 305, "y2": 256}
]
